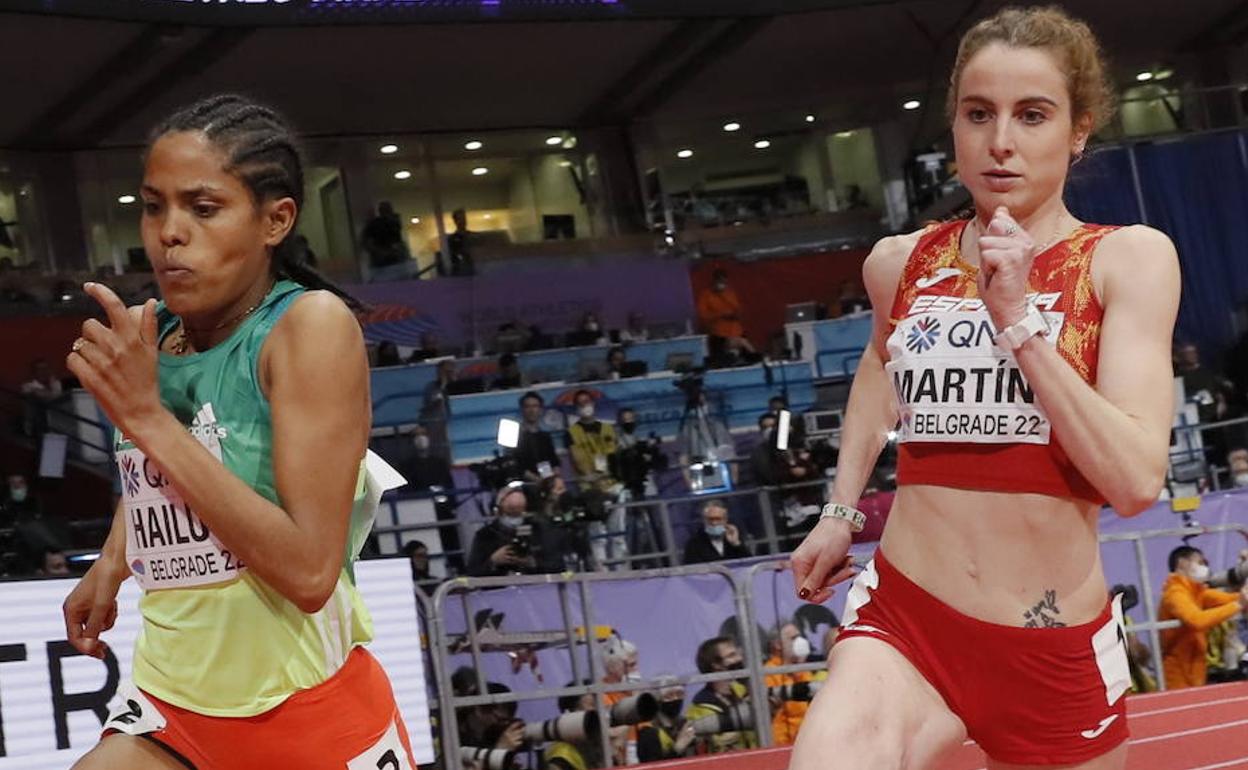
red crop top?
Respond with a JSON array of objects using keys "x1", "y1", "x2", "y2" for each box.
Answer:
[{"x1": 885, "y1": 219, "x2": 1118, "y2": 504}]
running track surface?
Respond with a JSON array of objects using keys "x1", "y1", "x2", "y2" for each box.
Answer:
[{"x1": 644, "y1": 682, "x2": 1248, "y2": 770}]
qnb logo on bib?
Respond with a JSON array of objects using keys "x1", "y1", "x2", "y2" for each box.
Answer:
[
  {"x1": 119, "y1": 402, "x2": 246, "y2": 590},
  {"x1": 886, "y1": 295, "x2": 1066, "y2": 446}
]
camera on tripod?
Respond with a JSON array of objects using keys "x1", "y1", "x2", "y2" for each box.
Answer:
[{"x1": 470, "y1": 452, "x2": 523, "y2": 492}]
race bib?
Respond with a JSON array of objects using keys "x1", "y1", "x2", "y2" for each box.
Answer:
[
  {"x1": 886, "y1": 300, "x2": 1064, "y2": 446},
  {"x1": 117, "y1": 404, "x2": 245, "y2": 590},
  {"x1": 347, "y1": 717, "x2": 414, "y2": 770}
]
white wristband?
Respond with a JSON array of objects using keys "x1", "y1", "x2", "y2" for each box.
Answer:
[{"x1": 819, "y1": 503, "x2": 866, "y2": 533}]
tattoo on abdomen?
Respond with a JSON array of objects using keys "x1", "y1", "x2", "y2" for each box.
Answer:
[{"x1": 1023, "y1": 589, "x2": 1067, "y2": 628}]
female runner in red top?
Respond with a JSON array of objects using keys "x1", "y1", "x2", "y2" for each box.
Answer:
[{"x1": 791, "y1": 7, "x2": 1179, "y2": 769}]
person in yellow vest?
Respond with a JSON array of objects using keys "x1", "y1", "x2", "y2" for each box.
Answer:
[
  {"x1": 543, "y1": 688, "x2": 605, "y2": 770},
  {"x1": 763, "y1": 623, "x2": 815, "y2": 746},
  {"x1": 1158, "y1": 545, "x2": 1247, "y2": 689},
  {"x1": 685, "y1": 636, "x2": 758, "y2": 754},
  {"x1": 637, "y1": 677, "x2": 697, "y2": 763},
  {"x1": 565, "y1": 389, "x2": 626, "y2": 564}
]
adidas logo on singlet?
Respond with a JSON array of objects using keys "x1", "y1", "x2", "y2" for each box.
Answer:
[{"x1": 190, "y1": 402, "x2": 228, "y2": 442}]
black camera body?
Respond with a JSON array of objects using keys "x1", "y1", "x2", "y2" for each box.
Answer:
[{"x1": 470, "y1": 452, "x2": 523, "y2": 492}]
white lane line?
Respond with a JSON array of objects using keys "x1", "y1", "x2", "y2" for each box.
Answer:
[
  {"x1": 1133, "y1": 695, "x2": 1248, "y2": 718},
  {"x1": 1130, "y1": 718, "x2": 1248, "y2": 746}
]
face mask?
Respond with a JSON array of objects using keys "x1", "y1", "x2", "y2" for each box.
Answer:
[
  {"x1": 1189, "y1": 563, "x2": 1210, "y2": 582},
  {"x1": 620, "y1": 422, "x2": 636, "y2": 434},
  {"x1": 706, "y1": 524, "x2": 726, "y2": 538},
  {"x1": 659, "y1": 701, "x2": 683, "y2": 719},
  {"x1": 578, "y1": 405, "x2": 595, "y2": 419},
  {"x1": 586, "y1": 322, "x2": 600, "y2": 332},
  {"x1": 1235, "y1": 473, "x2": 1248, "y2": 488},
  {"x1": 10, "y1": 488, "x2": 26, "y2": 503},
  {"x1": 413, "y1": 435, "x2": 430, "y2": 451},
  {"x1": 624, "y1": 671, "x2": 643, "y2": 683},
  {"x1": 501, "y1": 514, "x2": 525, "y2": 530},
  {"x1": 790, "y1": 636, "x2": 811, "y2": 661}
]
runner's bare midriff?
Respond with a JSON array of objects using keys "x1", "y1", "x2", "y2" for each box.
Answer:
[{"x1": 879, "y1": 483, "x2": 1107, "y2": 628}]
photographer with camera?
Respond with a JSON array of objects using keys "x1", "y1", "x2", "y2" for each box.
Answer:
[
  {"x1": 452, "y1": 667, "x2": 526, "y2": 761},
  {"x1": 612, "y1": 407, "x2": 668, "y2": 560},
  {"x1": 685, "y1": 636, "x2": 757, "y2": 754},
  {"x1": 467, "y1": 486, "x2": 564, "y2": 577},
  {"x1": 636, "y1": 677, "x2": 697, "y2": 763},
  {"x1": 751, "y1": 412, "x2": 823, "y2": 537},
  {"x1": 537, "y1": 475, "x2": 596, "y2": 572},
  {"x1": 514, "y1": 392, "x2": 561, "y2": 482},
  {"x1": 542, "y1": 684, "x2": 607, "y2": 770},
  {"x1": 763, "y1": 623, "x2": 816, "y2": 746},
  {"x1": 566, "y1": 390, "x2": 627, "y2": 564}
]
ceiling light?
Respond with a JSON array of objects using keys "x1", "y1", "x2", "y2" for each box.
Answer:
[
  {"x1": 410, "y1": 217, "x2": 421, "y2": 224},
  {"x1": 472, "y1": 167, "x2": 489, "y2": 176},
  {"x1": 117, "y1": 195, "x2": 136, "y2": 204},
  {"x1": 483, "y1": 213, "x2": 494, "y2": 220},
  {"x1": 546, "y1": 136, "x2": 563, "y2": 146},
  {"x1": 394, "y1": 170, "x2": 412, "y2": 180},
  {"x1": 380, "y1": 144, "x2": 398, "y2": 155},
  {"x1": 903, "y1": 100, "x2": 921, "y2": 110},
  {"x1": 1136, "y1": 71, "x2": 1154, "y2": 82},
  {"x1": 805, "y1": 114, "x2": 816, "y2": 123},
  {"x1": 753, "y1": 139, "x2": 771, "y2": 149},
  {"x1": 465, "y1": 140, "x2": 484, "y2": 150},
  {"x1": 676, "y1": 149, "x2": 694, "y2": 159},
  {"x1": 723, "y1": 122, "x2": 741, "y2": 132},
  {"x1": 836, "y1": 131, "x2": 854, "y2": 138}
]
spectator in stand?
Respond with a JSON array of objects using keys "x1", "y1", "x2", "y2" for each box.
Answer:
[
  {"x1": 446, "y1": 208, "x2": 476, "y2": 277},
  {"x1": 619, "y1": 312, "x2": 649, "y2": 343},
  {"x1": 452, "y1": 668, "x2": 524, "y2": 755},
  {"x1": 514, "y1": 391, "x2": 560, "y2": 481},
  {"x1": 407, "y1": 331, "x2": 443, "y2": 362},
  {"x1": 421, "y1": 359, "x2": 456, "y2": 451},
  {"x1": 1158, "y1": 545, "x2": 1248, "y2": 689},
  {"x1": 403, "y1": 540, "x2": 433, "y2": 586},
  {"x1": 567, "y1": 312, "x2": 606, "y2": 347},
  {"x1": 20, "y1": 359, "x2": 65, "y2": 436},
  {"x1": 495, "y1": 321, "x2": 530, "y2": 354},
  {"x1": 401, "y1": 425, "x2": 454, "y2": 491},
  {"x1": 1228, "y1": 448, "x2": 1248, "y2": 489},
  {"x1": 606, "y1": 346, "x2": 628, "y2": 380},
  {"x1": 684, "y1": 499, "x2": 750, "y2": 564},
  {"x1": 491, "y1": 353, "x2": 525, "y2": 391},
  {"x1": 833, "y1": 280, "x2": 872, "y2": 317},
  {"x1": 697, "y1": 268, "x2": 756, "y2": 358},
  {"x1": 374, "y1": 340, "x2": 401, "y2": 367},
  {"x1": 361, "y1": 201, "x2": 411, "y2": 281},
  {"x1": 566, "y1": 390, "x2": 619, "y2": 495},
  {"x1": 1177, "y1": 342, "x2": 1242, "y2": 463},
  {"x1": 38, "y1": 548, "x2": 71, "y2": 577},
  {"x1": 466, "y1": 486, "x2": 563, "y2": 577}
]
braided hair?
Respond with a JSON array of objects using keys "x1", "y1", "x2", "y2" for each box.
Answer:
[{"x1": 148, "y1": 94, "x2": 364, "y2": 311}]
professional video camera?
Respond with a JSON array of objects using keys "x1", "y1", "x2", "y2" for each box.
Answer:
[
  {"x1": 673, "y1": 370, "x2": 705, "y2": 403},
  {"x1": 610, "y1": 435, "x2": 668, "y2": 495},
  {"x1": 470, "y1": 452, "x2": 524, "y2": 492}
]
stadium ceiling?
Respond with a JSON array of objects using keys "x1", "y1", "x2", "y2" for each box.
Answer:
[{"x1": 0, "y1": 0, "x2": 1243, "y2": 150}]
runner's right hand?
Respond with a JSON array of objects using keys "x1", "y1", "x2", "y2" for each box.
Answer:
[
  {"x1": 791, "y1": 516, "x2": 857, "y2": 604},
  {"x1": 63, "y1": 558, "x2": 127, "y2": 659}
]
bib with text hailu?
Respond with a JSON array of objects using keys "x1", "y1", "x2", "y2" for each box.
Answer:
[
  {"x1": 884, "y1": 292, "x2": 1064, "y2": 445},
  {"x1": 117, "y1": 403, "x2": 246, "y2": 590}
]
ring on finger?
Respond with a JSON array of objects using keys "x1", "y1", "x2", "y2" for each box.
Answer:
[
  {"x1": 71, "y1": 338, "x2": 86, "y2": 353},
  {"x1": 1005, "y1": 224, "x2": 1019, "y2": 236}
]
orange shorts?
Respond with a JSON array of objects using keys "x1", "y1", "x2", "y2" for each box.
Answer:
[{"x1": 103, "y1": 647, "x2": 417, "y2": 769}]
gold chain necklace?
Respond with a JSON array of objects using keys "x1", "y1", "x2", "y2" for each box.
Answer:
[{"x1": 169, "y1": 283, "x2": 272, "y2": 355}]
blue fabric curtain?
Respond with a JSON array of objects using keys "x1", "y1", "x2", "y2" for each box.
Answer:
[
  {"x1": 1063, "y1": 131, "x2": 1248, "y2": 356},
  {"x1": 1135, "y1": 132, "x2": 1248, "y2": 354}
]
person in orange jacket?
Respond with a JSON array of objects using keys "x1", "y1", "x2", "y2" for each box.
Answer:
[
  {"x1": 763, "y1": 623, "x2": 815, "y2": 746},
  {"x1": 1158, "y1": 545, "x2": 1248, "y2": 689}
]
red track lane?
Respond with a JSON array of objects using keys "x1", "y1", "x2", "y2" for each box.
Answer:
[{"x1": 643, "y1": 683, "x2": 1248, "y2": 770}]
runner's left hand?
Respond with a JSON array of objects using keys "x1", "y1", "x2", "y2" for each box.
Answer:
[{"x1": 66, "y1": 283, "x2": 162, "y2": 435}]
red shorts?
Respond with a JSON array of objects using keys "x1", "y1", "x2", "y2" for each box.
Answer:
[
  {"x1": 837, "y1": 550, "x2": 1130, "y2": 766},
  {"x1": 103, "y1": 647, "x2": 417, "y2": 770}
]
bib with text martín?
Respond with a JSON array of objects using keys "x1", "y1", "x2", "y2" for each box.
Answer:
[{"x1": 884, "y1": 292, "x2": 1064, "y2": 445}]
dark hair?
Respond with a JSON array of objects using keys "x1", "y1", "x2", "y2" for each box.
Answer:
[
  {"x1": 558, "y1": 680, "x2": 593, "y2": 713},
  {"x1": 769, "y1": 395, "x2": 788, "y2": 407},
  {"x1": 499, "y1": 352, "x2": 518, "y2": 367},
  {"x1": 147, "y1": 94, "x2": 362, "y2": 310},
  {"x1": 695, "y1": 636, "x2": 734, "y2": 674},
  {"x1": 618, "y1": 407, "x2": 635, "y2": 419},
  {"x1": 1168, "y1": 545, "x2": 1203, "y2": 572},
  {"x1": 402, "y1": 540, "x2": 427, "y2": 556},
  {"x1": 758, "y1": 412, "x2": 777, "y2": 428},
  {"x1": 519, "y1": 391, "x2": 544, "y2": 408}
]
